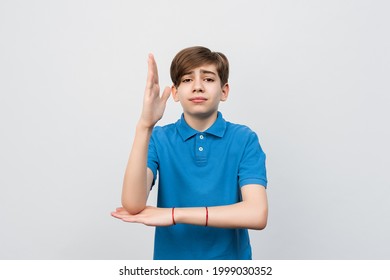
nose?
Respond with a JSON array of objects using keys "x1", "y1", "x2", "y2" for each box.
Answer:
[{"x1": 193, "y1": 78, "x2": 204, "y2": 93}]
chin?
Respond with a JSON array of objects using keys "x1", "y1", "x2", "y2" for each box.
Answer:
[{"x1": 186, "y1": 109, "x2": 218, "y2": 118}]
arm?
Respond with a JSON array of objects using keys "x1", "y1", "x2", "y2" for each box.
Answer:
[
  {"x1": 178, "y1": 184, "x2": 268, "y2": 230},
  {"x1": 121, "y1": 127, "x2": 154, "y2": 214},
  {"x1": 121, "y1": 54, "x2": 171, "y2": 215},
  {"x1": 113, "y1": 184, "x2": 268, "y2": 230}
]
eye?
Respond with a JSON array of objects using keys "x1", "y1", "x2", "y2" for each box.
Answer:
[
  {"x1": 204, "y1": 78, "x2": 215, "y2": 82},
  {"x1": 182, "y1": 78, "x2": 192, "y2": 83}
]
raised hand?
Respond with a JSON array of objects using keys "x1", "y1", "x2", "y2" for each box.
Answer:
[{"x1": 139, "y1": 54, "x2": 171, "y2": 128}]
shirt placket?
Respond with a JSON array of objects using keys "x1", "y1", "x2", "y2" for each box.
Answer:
[{"x1": 195, "y1": 133, "x2": 207, "y2": 166}]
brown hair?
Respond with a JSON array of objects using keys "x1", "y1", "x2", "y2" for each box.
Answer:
[{"x1": 170, "y1": 46, "x2": 229, "y2": 87}]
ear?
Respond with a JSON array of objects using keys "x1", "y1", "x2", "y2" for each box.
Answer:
[
  {"x1": 220, "y1": 83, "x2": 229, "y2": 102},
  {"x1": 171, "y1": 85, "x2": 180, "y2": 102}
]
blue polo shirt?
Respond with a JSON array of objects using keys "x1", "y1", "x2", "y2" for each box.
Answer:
[{"x1": 147, "y1": 112, "x2": 267, "y2": 260}]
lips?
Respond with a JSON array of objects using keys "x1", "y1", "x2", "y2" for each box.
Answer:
[{"x1": 189, "y1": 97, "x2": 207, "y2": 103}]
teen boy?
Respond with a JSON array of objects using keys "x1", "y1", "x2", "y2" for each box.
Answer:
[{"x1": 112, "y1": 46, "x2": 268, "y2": 260}]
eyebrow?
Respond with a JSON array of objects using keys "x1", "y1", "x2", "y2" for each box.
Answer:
[{"x1": 183, "y1": 69, "x2": 217, "y2": 76}]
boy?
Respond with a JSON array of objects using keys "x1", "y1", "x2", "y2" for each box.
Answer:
[{"x1": 111, "y1": 46, "x2": 268, "y2": 260}]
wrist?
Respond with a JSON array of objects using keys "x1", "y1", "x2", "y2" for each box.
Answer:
[
  {"x1": 136, "y1": 120, "x2": 154, "y2": 132},
  {"x1": 173, "y1": 207, "x2": 209, "y2": 227}
]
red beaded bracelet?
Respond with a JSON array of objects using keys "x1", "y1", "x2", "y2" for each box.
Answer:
[{"x1": 172, "y1": 207, "x2": 176, "y2": 225}]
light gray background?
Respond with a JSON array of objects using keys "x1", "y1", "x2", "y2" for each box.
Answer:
[{"x1": 1, "y1": 0, "x2": 389, "y2": 259}]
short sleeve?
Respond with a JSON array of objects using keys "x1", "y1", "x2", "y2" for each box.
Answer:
[
  {"x1": 147, "y1": 131, "x2": 159, "y2": 188},
  {"x1": 238, "y1": 132, "x2": 267, "y2": 188}
]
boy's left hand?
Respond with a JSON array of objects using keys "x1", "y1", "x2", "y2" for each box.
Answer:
[{"x1": 111, "y1": 206, "x2": 173, "y2": 227}]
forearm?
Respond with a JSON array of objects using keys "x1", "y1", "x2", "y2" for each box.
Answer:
[
  {"x1": 174, "y1": 201, "x2": 268, "y2": 230},
  {"x1": 121, "y1": 123, "x2": 153, "y2": 214}
]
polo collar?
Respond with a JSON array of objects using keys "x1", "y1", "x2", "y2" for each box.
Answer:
[{"x1": 175, "y1": 111, "x2": 227, "y2": 141}]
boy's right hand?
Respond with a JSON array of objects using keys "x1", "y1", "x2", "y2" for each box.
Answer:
[{"x1": 138, "y1": 54, "x2": 171, "y2": 129}]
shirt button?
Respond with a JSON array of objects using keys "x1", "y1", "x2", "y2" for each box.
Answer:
[
  {"x1": 198, "y1": 147, "x2": 204, "y2": 152},
  {"x1": 199, "y1": 135, "x2": 204, "y2": 140}
]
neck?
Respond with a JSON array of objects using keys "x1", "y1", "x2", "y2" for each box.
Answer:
[{"x1": 183, "y1": 111, "x2": 218, "y2": 132}]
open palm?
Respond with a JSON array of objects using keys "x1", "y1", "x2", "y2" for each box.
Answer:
[{"x1": 139, "y1": 54, "x2": 171, "y2": 128}]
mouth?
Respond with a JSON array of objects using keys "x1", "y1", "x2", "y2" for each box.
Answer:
[{"x1": 189, "y1": 97, "x2": 208, "y2": 103}]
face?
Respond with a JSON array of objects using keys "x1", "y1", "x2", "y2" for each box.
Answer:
[{"x1": 171, "y1": 64, "x2": 229, "y2": 120}]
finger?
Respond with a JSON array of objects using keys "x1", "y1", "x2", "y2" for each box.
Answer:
[
  {"x1": 122, "y1": 216, "x2": 137, "y2": 223},
  {"x1": 111, "y1": 211, "x2": 122, "y2": 217},
  {"x1": 111, "y1": 210, "x2": 132, "y2": 218},
  {"x1": 112, "y1": 208, "x2": 128, "y2": 215},
  {"x1": 146, "y1": 54, "x2": 155, "y2": 90},
  {"x1": 123, "y1": 216, "x2": 150, "y2": 225},
  {"x1": 161, "y1": 86, "x2": 171, "y2": 103},
  {"x1": 111, "y1": 212, "x2": 124, "y2": 219},
  {"x1": 149, "y1": 53, "x2": 159, "y2": 83}
]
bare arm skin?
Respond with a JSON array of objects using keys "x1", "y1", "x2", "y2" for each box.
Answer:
[
  {"x1": 121, "y1": 54, "x2": 170, "y2": 214},
  {"x1": 113, "y1": 184, "x2": 268, "y2": 230}
]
